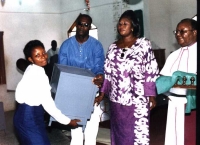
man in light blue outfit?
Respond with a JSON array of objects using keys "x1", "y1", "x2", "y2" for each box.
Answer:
[{"x1": 58, "y1": 14, "x2": 105, "y2": 145}]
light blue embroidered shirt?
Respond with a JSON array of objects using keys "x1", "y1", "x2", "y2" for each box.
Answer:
[{"x1": 58, "y1": 36, "x2": 105, "y2": 75}]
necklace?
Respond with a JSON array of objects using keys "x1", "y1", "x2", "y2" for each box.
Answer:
[
  {"x1": 120, "y1": 47, "x2": 128, "y2": 58},
  {"x1": 118, "y1": 37, "x2": 137, "y2": 58}
]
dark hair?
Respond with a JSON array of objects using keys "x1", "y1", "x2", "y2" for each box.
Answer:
[
  {"x1": 178, "y1": 18, "x2": 197, "y2": 30},
  {"x1": 119, "y1": 10, "x2": 140, "y2": 37},
  {"x1": 76, "y1": 14, "x2": 92, "y2": 24},
  {"x1": 51, "y1": 40, "x2": 57, "y2": 45},
  {"x1": 23, "y1": 40, "x2": 45, "y2": 61},
  {"x1": 16, "y1": 58, "x2": 30, "y2": 72}
]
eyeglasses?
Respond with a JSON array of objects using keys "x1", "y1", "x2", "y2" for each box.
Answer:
[
  {"x1": 173, "y1": 30, "x2": 193, "y2": 35},
  {"x1": 77, "y1": 22, "x2": 90, "y2": 27},
  {"x1": 121, "y1": 48, "x2": 127, "y2": 58}
]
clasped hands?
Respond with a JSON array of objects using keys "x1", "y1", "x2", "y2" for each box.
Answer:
[{"x1": 92, "y1": 74, "x2": 104, "y2": 88}]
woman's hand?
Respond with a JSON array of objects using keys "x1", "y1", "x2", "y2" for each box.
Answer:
[
  {"x1": 149, "y1": 96, "x2": 156, "y2": 110},
  {"x1": 68, "y1": 119, "x2": 80, "y2": 127},
  {"x1": 92, "y1": 74, "x2": 104, "y2": 88},
  {"x1": 94, "y1": 92, "x2": 105, "y2": 105}
]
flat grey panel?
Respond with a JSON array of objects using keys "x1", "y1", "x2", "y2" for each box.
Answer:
[
  {"x1": 56, "y1": 64, "x2": 95, "y2": 77},
  {"x1": 49, "y1": 64, "x2": 98, "y2": 126}
]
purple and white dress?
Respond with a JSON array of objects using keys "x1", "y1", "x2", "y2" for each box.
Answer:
[{"x1": 101, "y1": 37, "x2": 159, "y2": 145}]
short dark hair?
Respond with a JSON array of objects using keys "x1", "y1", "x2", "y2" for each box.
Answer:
[
  {"x1": 178, "y1": 18, "x2": 197, "y2": 31},
  {"x1": 119, "y1": 10, "x2": 140, "y2": 37},
  {"x1": 76, "y1": 14, "x2": 92, "y2": 24},
  {"x1": 51, "y1": 40, "x2": 57, "y2": 45},
  {"x1": 16, "y1": 58, "x2": 30, "y2": 72},
  {"x1": 23, "y1": 40, "x2": 45, "y2": 61}
]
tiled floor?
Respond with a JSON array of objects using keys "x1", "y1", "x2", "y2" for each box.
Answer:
[
  {"x1": 0, "y1": 96, "x2": 168, "y2": 145},
  {"x1": 0, "y1": 110, "x2": 110, "y2": 145},
  {"x1": 0, "y1": 110, "x2": 70, "y2": 145}
]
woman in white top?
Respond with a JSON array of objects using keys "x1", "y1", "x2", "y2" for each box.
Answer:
[{"x1": 13, "y1": 40, "x2": 80, "y2": 145}]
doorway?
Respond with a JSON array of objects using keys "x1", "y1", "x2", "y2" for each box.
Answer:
[{"x1": 0, "y1": 31, "x2": 6, "y2": 84}]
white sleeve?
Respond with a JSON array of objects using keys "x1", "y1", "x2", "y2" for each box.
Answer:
[
  {"x1": 41, "y1": 91, "x2": 71, "y2": 125},
  {"x1": 39, "y1": 72, "x2": 71, "y2": 125}
]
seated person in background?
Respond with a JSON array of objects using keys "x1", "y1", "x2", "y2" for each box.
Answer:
[
  {"x1": 47, "y1": 40, "x2": 59, "y2": 63},
  {"x1": 46, "y1": 40, "x2": 59, "y2": 81},
  {"x1": 160, "y1": 18, "x2": 197, "y2": 145},
  {"x1": 13, "y1": 40, "x2": 80, "y2": 145}
]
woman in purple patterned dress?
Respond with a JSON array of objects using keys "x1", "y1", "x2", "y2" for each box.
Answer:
[{"x1": 95, "y1": 10, "x2": 159, "y2": 145}]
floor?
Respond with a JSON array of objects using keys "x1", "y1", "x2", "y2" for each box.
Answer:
[{"x1": 0, "y1": 95, "x2": 168, "y2": 145}]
